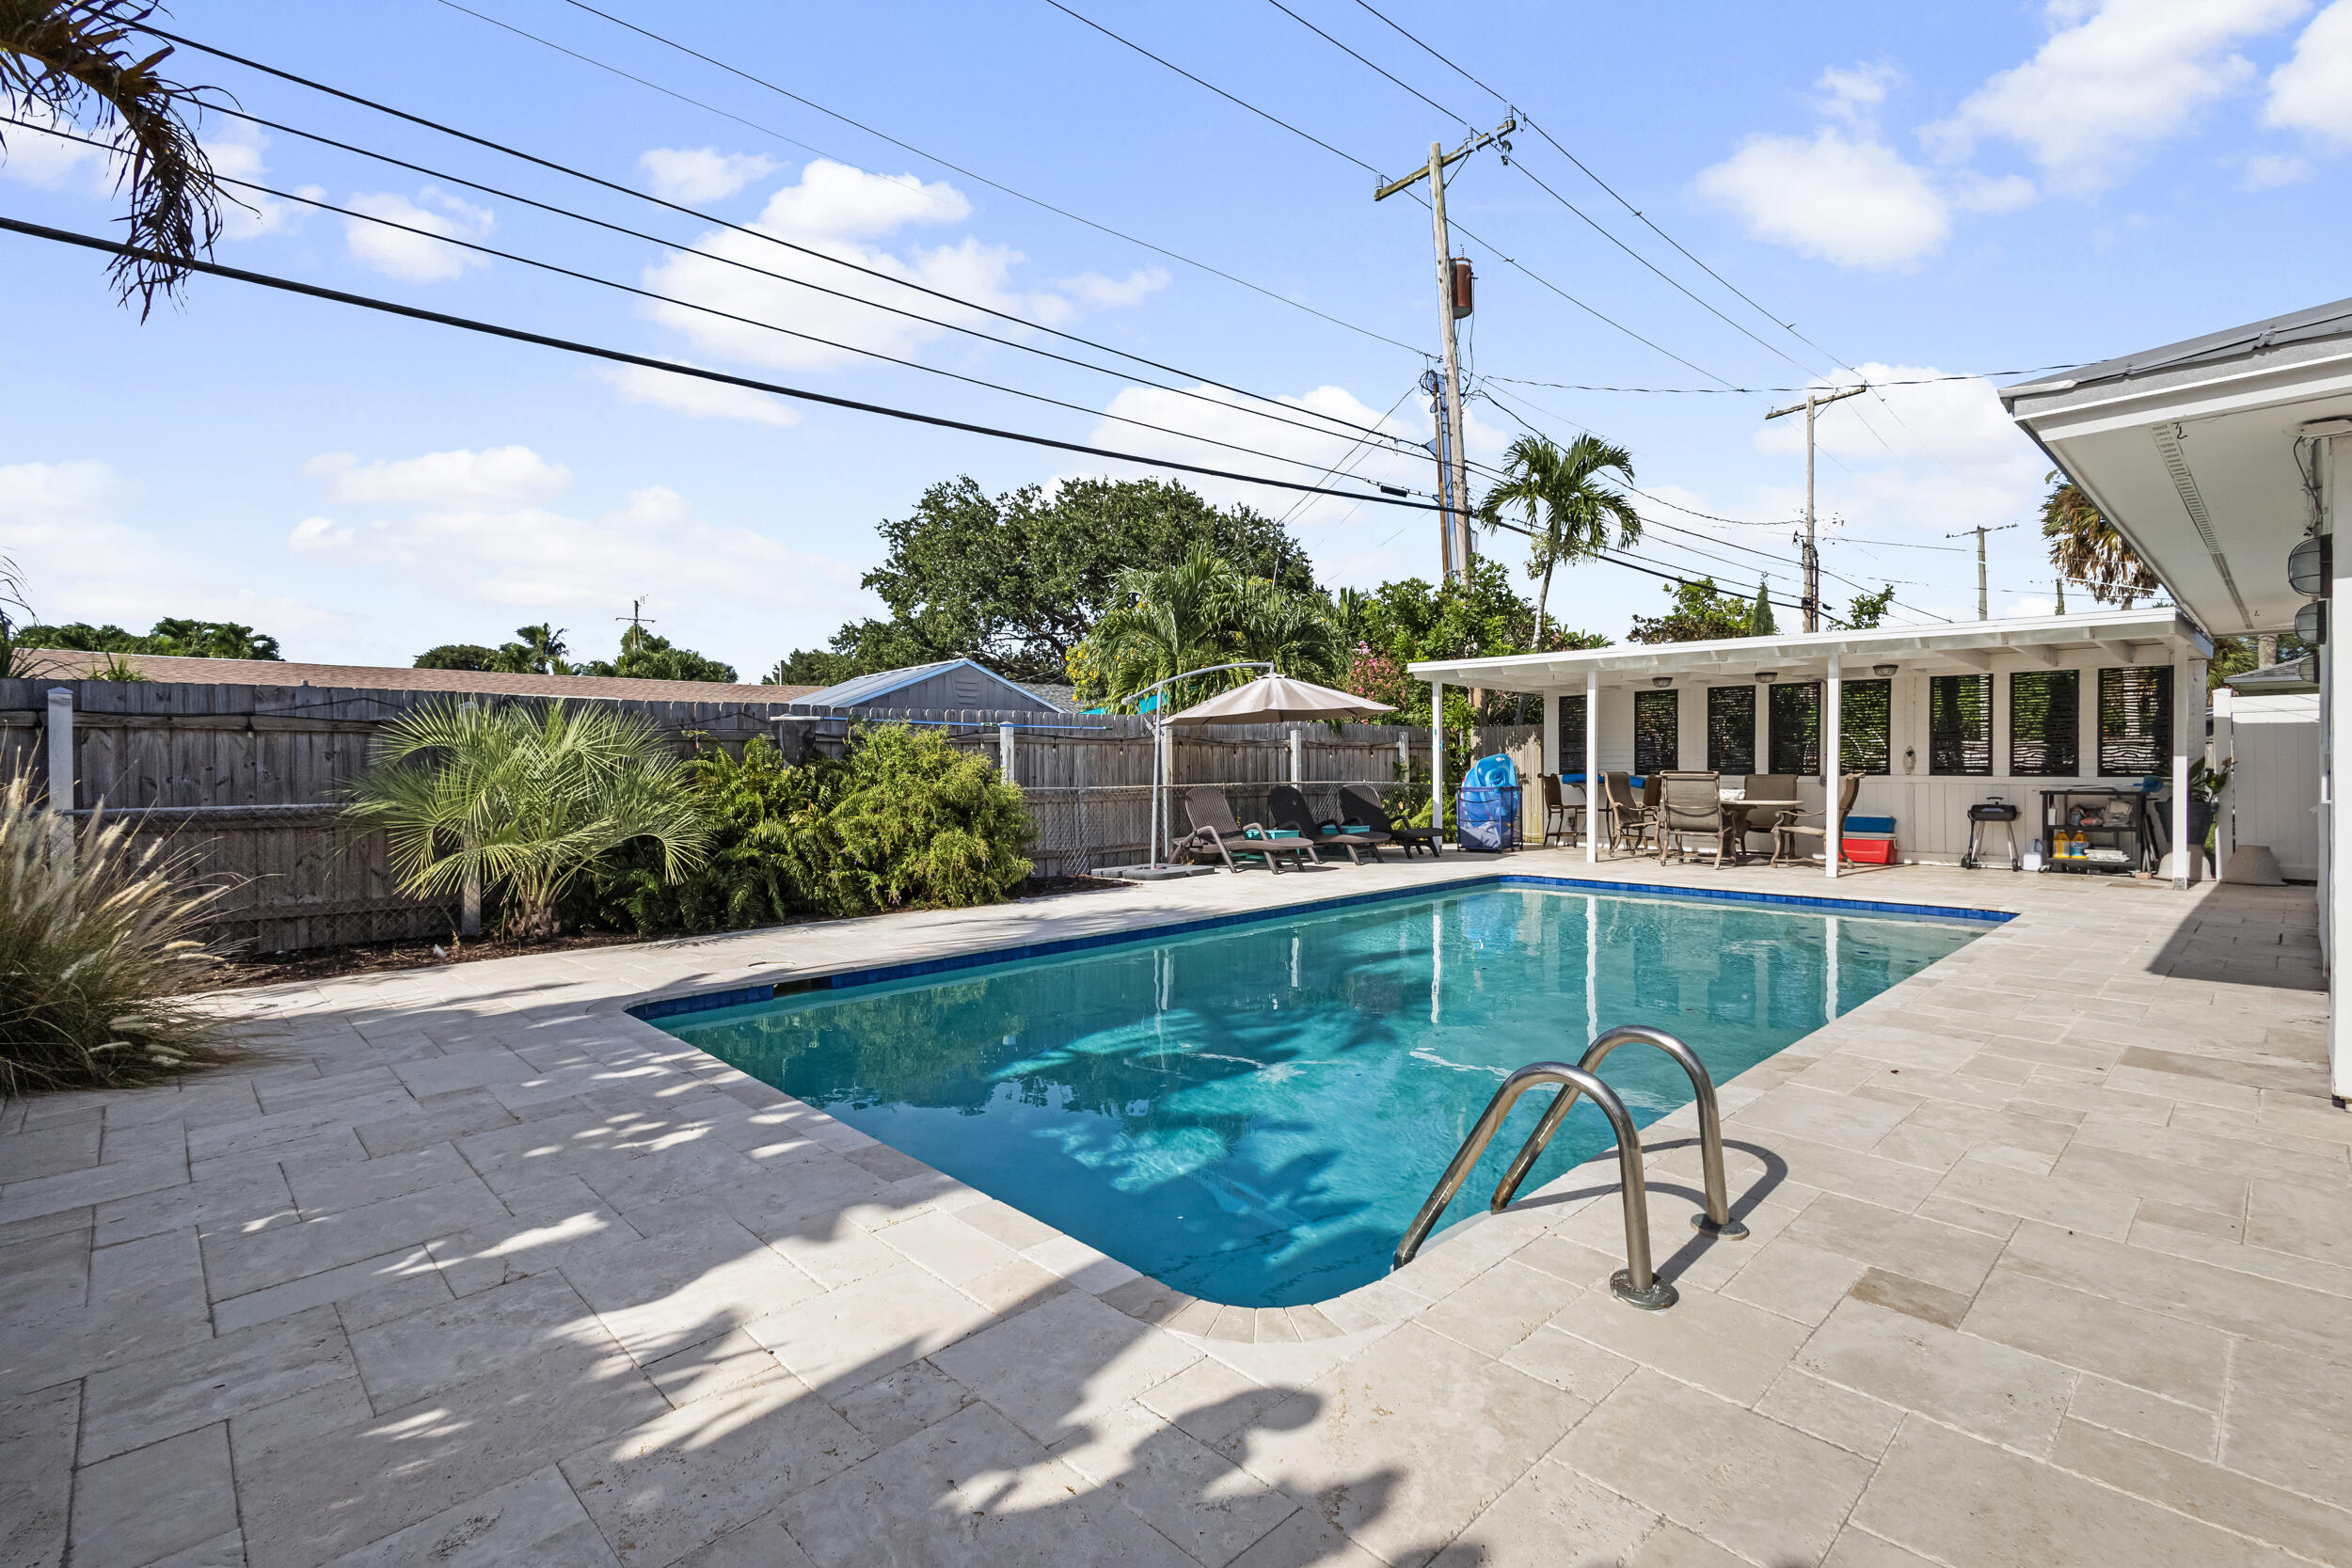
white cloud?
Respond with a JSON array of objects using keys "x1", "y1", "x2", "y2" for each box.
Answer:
[
  {"x1": 1695, "y1": 127, "x2": 1951, "y2": 269},
  {"x1": 207, "y1": 121, "x2": 321, "y2": 240},
  {"x1": 2266, "y1": 0, "x2": 2352, "y2": 141},
  {"x1": 639, "y1": 160, "x2": 1073, "y2": 373},
  {"x1": 287, "y1": 447, "x2": 863, "y2": 666},
  {"x1": 1057, "y1": 267, "x2": 1171, "y2": 309},
  {"x1": 0, "y1": 103, "x2": 119, "y2": 191},
  {"x1": 0, "y1": 459, "x2": 330, "y2": 637},
  {"x1": 1747, "y1": 365, "x2": 2048, "y2": 546},
  {"x1": 2244, "y1": 151, "x2": 2315, "y2": 185},
  {"x1": 342, "y1": 188, "x2": 494, "y2": 282},
  {"x1": 303, "y1": 446, "x2": 570, "y2": 508},
  {"x1": 1952, "y1": 171, "x2": 2038, "y2": 212},
  {"x1": 637, "y1": 147, "x2": 781, "y2": 204},
  {"x1": 1928, "y1": 0, "x2": 2310, "y2": 194},
  {"x1": 1818, "y1": 63, "x2": 1900, "y2": 122},
  {"x1": 602, "y1": 363, "x2": 803, "y2": 427}
]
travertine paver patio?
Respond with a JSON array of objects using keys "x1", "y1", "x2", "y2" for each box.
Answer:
[{"x1": 1, "y1": 848, "x2": 2345, "y2": 1567}]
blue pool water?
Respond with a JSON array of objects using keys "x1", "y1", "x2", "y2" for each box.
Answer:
[{"x1": 654, "y1": 884, "x2": 1985, "y2": 1307}]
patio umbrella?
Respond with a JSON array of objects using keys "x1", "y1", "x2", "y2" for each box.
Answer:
[{"x1": 1160, "y1": 673, "x2": 1394, "y2": 726}]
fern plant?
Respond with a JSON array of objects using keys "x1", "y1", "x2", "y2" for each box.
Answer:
[{"x1": 0, "y1": 770, "x2": 226, "y2": 1094}]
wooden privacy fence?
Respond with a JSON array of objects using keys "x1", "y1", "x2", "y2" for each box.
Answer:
[{"x1": 0, "y1": 679, "x2": 1430, "y2": 952}]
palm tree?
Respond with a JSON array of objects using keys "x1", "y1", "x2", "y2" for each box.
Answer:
[
  {"x1": 345, "y1": 701, "x2": 708, "y2": 940},
  {"x1": 1477, "y1": 434, "x2": 1643, "y2": 647},
  {"x1": 498, "y1": 624, "x2": 570, "y2": 675},
  {"x1": 2042, "y1": 471, "x2": 2160, "y2": 607},
  {"x1": 1089, "y1": 546, "x2": 1242, "y2": 711},
  {"x1": 3, "y1": 2, "x2": 225, "y2": 315},
  {"x1": 1221, "y1": 574, "x2": 1343, "y2": 686}
]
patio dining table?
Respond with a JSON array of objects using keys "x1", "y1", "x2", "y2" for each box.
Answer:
[{"x1": 1723, "y1": 799, "x2": 1803, "y2": 864}]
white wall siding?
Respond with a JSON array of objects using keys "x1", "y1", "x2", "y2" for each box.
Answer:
[{"x1": 2229, "y1": 693, "x2": 2322, "y2": 881}]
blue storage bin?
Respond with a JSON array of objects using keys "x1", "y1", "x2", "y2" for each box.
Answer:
[{"x1": 1845, "y1": 815, "x2": 1897, "y2": 834}]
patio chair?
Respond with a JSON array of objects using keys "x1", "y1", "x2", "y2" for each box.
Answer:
[
  {"x1": 1602, "y1": 772, "x2": 1656, "y2": 855},
  {"x1": 1772, "y1": 774, "x2": 1865, "y2": 869},
  {"x1": 1340, "y1": 783, "x2": 1441, "y2": 858},
  {"x1": 1657, "y1": 771, "x2": 1737, "y2": 868},
  {"x1": 1735, "y1": 773, "x2": 1802, "y2": 853},
  {"x1": 1538, "y1": 774, "x2": 1581, "y2": 846},
  {"x1": 1176, "y1": 786, "x2": 1320, "y2": 873},
  {"x1": 1269, "y1": 783, "x2": 1386, "y2": 863}
]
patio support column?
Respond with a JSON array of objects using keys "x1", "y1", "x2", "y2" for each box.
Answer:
[
  {"x1": 2172, "y1": 640, "x2": 2195, "y2": 889},
  {"x1": 1825, "y1": 653, "x2": 1842, "y2": 879},
  {"x1": 2331, "y1": 451, "x2": 2349, "y2": 1101},
  {"x1": 1585, "y1": 667, "x2": 1600, "y2": 863},
  {"x1": 1431, "y1": 680, "x2": 1445, "y2": 845}
]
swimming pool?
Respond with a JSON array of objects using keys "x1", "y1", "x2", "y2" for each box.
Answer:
[{"x1": 650, "y1": 880, "x2": 1990, "y2": 1307}]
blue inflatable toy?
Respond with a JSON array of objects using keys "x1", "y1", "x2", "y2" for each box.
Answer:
[{"x1": 1455, "y1": 753, "x2": 1521, "y2": 852}]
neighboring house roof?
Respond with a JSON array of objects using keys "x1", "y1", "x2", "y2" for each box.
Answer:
[
  {"x1": 798, "y1": 657, "x2": 1049, "y2": 709},
  {"x1": 22, "y1": 650, "x2": 819, "y2": 704},
  {"x1": 1013, "y1": 682, "x2": 1078, "y2": 712},
  {"x1": 2226, "y1": 658, "x2": 2320, "y2": 695}
]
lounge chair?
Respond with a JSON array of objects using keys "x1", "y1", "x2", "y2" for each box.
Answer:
[
  {"x1": 1340, "y1": 783, "x2": 1441, "y2": 858},
  {"x1": 1269, "y1": 784, "x2": 1387, "y2": 863},
  {"x1": 1602, "y1": 772, "x2": 1656, "y2": 855},
  {"x1": 1772, "y1": 774, "x2": 1864, "y2": 869},
  {"x1": 1176, "y1": 785, "x2": 1321, "y2": 873},
  {"x1": 1657, "y1": 771, "x2": 1736, "y2": 868}
]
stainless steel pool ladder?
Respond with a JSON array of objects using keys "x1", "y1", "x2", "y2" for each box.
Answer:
[{"x1": 1391, "y1": 1026, "x2": 1748, "y2": 1311}]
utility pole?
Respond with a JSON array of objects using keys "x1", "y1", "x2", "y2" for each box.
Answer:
[
  {"x1": 1945, "y1": 523, "x2": 2018, "y2": 620},
  {"x1": 1764, "y1": 386, "x2": 1866, "y2": 631},
  {"x1": 1377, "y1": 118, "x2": 1512, "y2": 585}
]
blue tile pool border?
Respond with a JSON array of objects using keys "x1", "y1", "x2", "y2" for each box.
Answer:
[{"x1": 627, "y1": 871, "x2": 2013, "y2": 1023}]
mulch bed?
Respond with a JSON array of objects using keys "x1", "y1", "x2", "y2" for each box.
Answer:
[{"x1": 183, "y1": 873, "x2": 1135, "y2": 992}]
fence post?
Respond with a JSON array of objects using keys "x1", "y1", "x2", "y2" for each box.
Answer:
[
  {"x1": 457, "y1": 700, "x2": 482, "y2": 938},
  {"x1": 45, "y1": 686, "x2": 72, "y2": 856},
  {"x1": 999, "y1": 721, "x2": 1016, "y2": 784},
  {"x1": 1289, "y1": 728, "x2": 1303, "y2": 784}
]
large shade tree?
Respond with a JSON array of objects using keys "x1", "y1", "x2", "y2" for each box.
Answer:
[
  {"x1": 2, "y1": 1, "x2": 224, "y2": 313},
  {"x1": 1476, "y1": 434, "x2": 1643, "y2": 648}
]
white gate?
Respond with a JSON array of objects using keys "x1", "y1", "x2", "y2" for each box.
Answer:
[{"x1": 2217, "y1": 689, "x2": 2321, "y2": 881}]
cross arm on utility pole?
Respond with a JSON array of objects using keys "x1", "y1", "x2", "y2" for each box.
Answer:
[
  {"x1": 1374, "y1": 119, "x2": 1515, "y2": 201},
  {"x1": 1762, "y1": 384, "x2": 1867, "y2": 422}
]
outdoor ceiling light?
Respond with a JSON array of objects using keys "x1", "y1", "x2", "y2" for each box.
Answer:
[
  {"x1": 2288, "y1": 535, "x2": 2331, "y2": 598},
  {"x1": 1872, "y1": 663, "x2": 1899, "y2": 677},
  {"x1": 1650, "y1": 675, "x2": 1674, "y2": 688},
  {"x1": 1755, "y1": 672, "x2": 1777, "y2": 683},
  {"x1": 2296, "y1": 599, "x2": 2327, "y2": 644}
]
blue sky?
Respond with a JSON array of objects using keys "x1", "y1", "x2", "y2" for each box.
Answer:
[{"x1": 4, "y1": 0, "x2": 2348, "y2": 675}]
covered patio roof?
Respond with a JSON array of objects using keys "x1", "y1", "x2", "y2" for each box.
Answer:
[
  {"x1": 2002, "y1": 297, "x2": 2352, "y2": 637},
  {"x1": 1405, "y1": 607, "x2": 2209, "y2": 689}
]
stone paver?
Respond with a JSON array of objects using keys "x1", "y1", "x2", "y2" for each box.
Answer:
[{"x1": 0, "y1": 854, "x2": 2343, "y2": 1564}]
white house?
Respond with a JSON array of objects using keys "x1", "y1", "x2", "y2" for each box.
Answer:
[
  {"x1": 2004, "y1": 295, "x2": 2351, "y2": 1102},
  {"x1": 1407, "y1": 608, "x2": 2210, "y2": 874}
]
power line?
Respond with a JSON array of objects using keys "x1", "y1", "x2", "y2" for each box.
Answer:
[
  {"x1": 479, "y1": 0, "x2": 1430, "y2": 356},
  {"x1": 0, "y1": 215, "x2": 1455, "y2": 512},
  {"x1": 1343, "y1": 0, "x2": 1899, "y2": 399},
  {"x1": 151, "y1": 26, "x2": 1418, "y2": 455},
  {"x1": 1035, "y1": 1, "x2": 1747, "y2": 391},
  {"x1": 180, "y1": 100, "x2": 1427, "y2": 467},
  {"x1": 1040, "y1": 0, "x2": 1379, "y2": 176},
  {"x1": 1260, "y1": 0, "x2": 1471, "y2": 130},
  {"x1": 9, "y1": 119, "x2": 1417, "y2": 487},
  {"x1": 1484, "y1": 367, "x2": 2085, "y2": 396}
]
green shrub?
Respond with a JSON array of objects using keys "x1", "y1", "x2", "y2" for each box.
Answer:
[
  {"x1": 0, "y1": 773, "x2": 227, "y2": 1094},
  {"x1": 584, "y1": 724, "x2": 1034, "y2": 933}
]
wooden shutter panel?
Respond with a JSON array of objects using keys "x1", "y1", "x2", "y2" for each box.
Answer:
[
  {"x1": 1558, "y1": 693, "x2": 1586, "y2": 772},
  {"x1": 1768, "y1": 682, "x2": 1820, "y2": 775},
  {"x1": 1707, "y1": 685, "x2": 1756, "y2": 774},
  {"x1": 1633, "y1": 689, "x2": 1678, "y2": 773},
  {"x1": 2098, "y1": 666, "x2": 2173, "y2": 776},
  {"x1": 2008, "y1": 669, "x2": 2080, "y2": 777},
  {"x1": 1929, "y1": 674, "x2": 1991, "y2": 776},
  {"x1": 1839, "y1": 679, "x2": 1891, "y2": 775}
]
